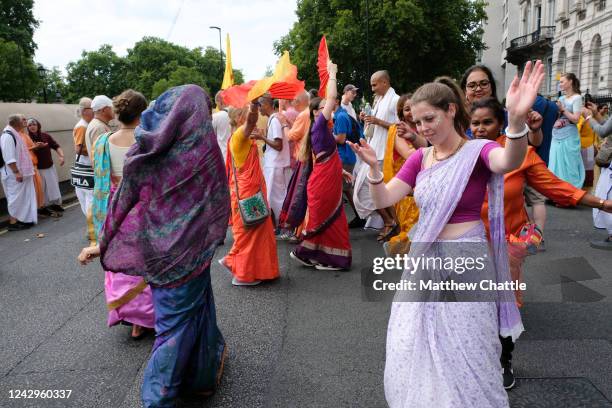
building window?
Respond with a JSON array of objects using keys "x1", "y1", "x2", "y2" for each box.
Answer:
[
  {"x1": 590, "y1": 34, "x2": 602, "y2": 93},
  {"x1": 572, "y1": 41, "x2": 583, "y2": 79},
  {"x1": 548, "y1": 0, "x2": 556, "y2": 25},
  {"x1": 547, "y1": 57, "x2": 554, "y2": 94},
  {"x1": 558, "y1": 47, "x2": 567, "y2": 75}
]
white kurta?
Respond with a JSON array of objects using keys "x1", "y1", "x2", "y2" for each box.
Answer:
[
  {"x1": 263, "y1": 114, "x2": 292, "y2": 226},
  {"x1": 1, "y1": 131, "x2": 37, "y2": 223},
  {"x1": 212, "y1": 110, "x2": 231, "y2": 162},
  {"x1": 1, "y1": 170, "x2": 37, "y2": 223},
  {"x1": 593, "y1": 165, "x2": 612, "y2": 234}
]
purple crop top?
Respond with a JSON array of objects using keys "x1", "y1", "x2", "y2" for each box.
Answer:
[{"x1": 396, "y1": 141, "x2": 500, "y2": 224}]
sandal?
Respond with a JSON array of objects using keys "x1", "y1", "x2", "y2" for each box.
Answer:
[{"x1": 377, "y1": 224, "x2": 399, "y2": 243}]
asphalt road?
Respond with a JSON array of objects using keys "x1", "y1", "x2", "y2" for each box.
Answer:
[{"x1": 0, "y1": 202, "x2": 611, "y2": 408}]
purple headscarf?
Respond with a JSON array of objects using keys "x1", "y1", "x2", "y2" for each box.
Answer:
[{"x1": 99, "y1": 85, "x2": 230, "y2": 287}]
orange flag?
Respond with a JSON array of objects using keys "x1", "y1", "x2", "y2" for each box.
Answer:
[
  {"x1": 220, "y1": 80, "x2": 257, "y2": 108},
  {"x1": 317, "y1": 36, "x2": 329, "y2": 98},
  {"x1": 247, "y1": 51, "x2": 304, "y2": 101}
]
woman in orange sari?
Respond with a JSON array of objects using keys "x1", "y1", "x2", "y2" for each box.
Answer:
[
  {"x1": 474, "y1": 97, "x2": 612, "y2": 389},
  {"x1": 290, "y1": 60, "x2": 352, "y2": 270},
  {"x1": 382, "y1": 94, "x2": 420, "y2": 255},
  {"x1": 219, "y1": 103, "x2": 280, "y2": 286}
]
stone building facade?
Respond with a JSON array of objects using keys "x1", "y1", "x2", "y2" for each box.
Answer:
[
  {"x1": 552, "y1": 0, "x2": 612, "y2": 96},
  {"x1": 481, "y1": 0, "x2": 611, "y2": 98}
]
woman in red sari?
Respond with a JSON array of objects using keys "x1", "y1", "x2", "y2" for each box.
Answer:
[{"x1": 290, "y1": 60, "x2": 352, "y2": 270}]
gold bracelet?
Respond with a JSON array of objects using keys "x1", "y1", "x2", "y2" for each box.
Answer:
[{"x1": 598, "y1": 199, "x2": 605, "y2": 210}]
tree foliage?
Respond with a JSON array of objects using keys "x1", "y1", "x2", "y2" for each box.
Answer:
[
  {"x1": 0, "y1": 0, "x2": 39, "y2": 56},
  {"x1": 65, "y1": 45, "x2": 128, "y2": 103},
  {"x1": 274, "y1": 0, "x2": 487, "y2": 98},
  {"x1": 63, "y1": 37, "x2": 244, "y2": 102},
  {"x1": 0, "y1": 38, "x2": 39, "y2": 102},
  {"x1": 0, "y1": 0, "x2": 40, "y2": 101}
]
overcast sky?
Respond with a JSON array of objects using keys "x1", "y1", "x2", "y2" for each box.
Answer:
[{"x1": 33, "y1": 0, "x2": 298, "y2": 80}]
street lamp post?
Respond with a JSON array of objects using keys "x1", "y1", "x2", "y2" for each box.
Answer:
[
  {"x1": 209, "y1": 26, "x2": 223, "y2": 76},
  {"x1": 37, "y1": 64, "x2": 48, "y2": 103}
]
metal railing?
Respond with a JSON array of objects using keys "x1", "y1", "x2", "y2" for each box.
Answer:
[{"x1": 509, "y1": 26, "x2": 556, "y2": 49}]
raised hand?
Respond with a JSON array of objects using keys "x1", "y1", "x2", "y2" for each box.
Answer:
[
  {"x1": 505, "y1": 60, "x2": 545, "y2": 124},
  {"x1": 327, "y1": 59, "x2": 337, "y2": 77},
  {"x1": 348, "y1": 139, "x2": 378, "y2": 168}
]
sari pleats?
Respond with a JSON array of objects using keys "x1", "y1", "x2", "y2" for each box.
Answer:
[
  {"x1": 141, "y1": 270, "x2": 225, "y2": 407},
  {"x1": 295, "y1": 153, "x2": 351, "y2": 269}
]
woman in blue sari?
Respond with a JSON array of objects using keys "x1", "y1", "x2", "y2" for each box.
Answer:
[
  {"x1": 79, "y1": 85, "x2": 230, "y2": 407},
  {"x1": 549, "y1": 73, "x2": 585, "y2": 188}
]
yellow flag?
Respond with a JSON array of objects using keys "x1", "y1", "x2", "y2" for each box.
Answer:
[
  {"x1": 221, "y1": 34, "x2": 234, "y2": 90},
  {"x1": 247, "y1": 51, "x2": 294, "y2": 101}
]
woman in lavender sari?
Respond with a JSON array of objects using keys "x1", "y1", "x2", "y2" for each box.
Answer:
[
  {"x1": 350, "y1": 61, "x2": 544, "y2": 407},
  {"x1": 79, "y1": 85, "x2": 230, "y2": 407}
]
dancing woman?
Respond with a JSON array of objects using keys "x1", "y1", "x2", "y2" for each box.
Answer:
[
  {"x1": 290, "y1": 60, "x2": 352, "y2": 271},
  {"x1": 350, "y1": 61, "x2": 544, "y2": 407},
  {"x1": 79, "y1": 85, "x2": 229, "y2": 407}
]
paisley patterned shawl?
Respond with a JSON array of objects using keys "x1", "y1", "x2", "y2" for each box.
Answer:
[
  {"x1": 99, "y1": 85, "x2": 230, "y2": 287},
  {"x1": 92, "y1": 132, "x2": 112, "y2": 241}
]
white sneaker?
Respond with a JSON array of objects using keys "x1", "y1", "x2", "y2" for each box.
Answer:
[
  {"x1": 314, "y1": 264, "x2": 343, "y2": 271},
  {"x1": 290, "y1": 251, "x2": 315, "y2": 267},
  {"x1": 231, "y1": 277, "x2": 262, "y2": 286},
  {"x1": 218, "y1": 258, "x2": 232, "y2": 273}
]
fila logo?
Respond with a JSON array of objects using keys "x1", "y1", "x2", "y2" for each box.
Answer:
[{"x1": 72, "y1": 177, "x2": 91, "y2": 187}]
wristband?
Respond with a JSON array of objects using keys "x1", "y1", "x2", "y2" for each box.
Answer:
[
  {"x1": 598, "y1": 199, "x2": 605, "y2": 210},
  {"x1": 504, "y1": 124, "x2": 530, "y2": 139},
  {"x1": 367, "y1": 171, "x2": 384, "y2": 185}
]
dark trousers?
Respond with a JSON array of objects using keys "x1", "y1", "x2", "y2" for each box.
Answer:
[{"x1": 500, "y1": 335, "x2": 514, "y2": 368}]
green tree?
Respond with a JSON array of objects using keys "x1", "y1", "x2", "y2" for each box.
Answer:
[
  {"x1": 64, "y1": 45, "x2": 128, "y2": 103},
  {"x1": 0, "y1": 0, "x2": 39, "y2": 56},
  {"x1": 125, "y1": 37, "x2": 244, "y2": 99},
  {"x1": 38, "y1": 66, "x2": 67, "y2": 103},
  {"x1": 0, "y1": 0, "x2": 40, "y2": 101},
  {"x1": 274, "y1": 0, "x2": 487, "y2": 98},
  {"x1": 0, "y1": 38, "x2": 39, "y2": 101},
  {"x1": 151, "y1": 66, "x2": 206, "y2": 99}
]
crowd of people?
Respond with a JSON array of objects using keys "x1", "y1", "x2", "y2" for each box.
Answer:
[{"x1": 1, "y1": 55, "x2": 611, "y2": 407}]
